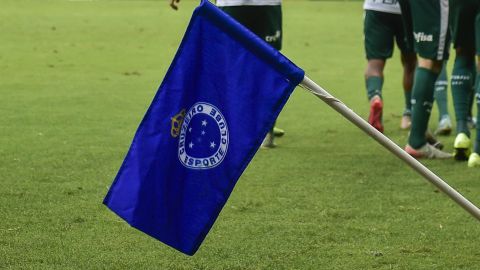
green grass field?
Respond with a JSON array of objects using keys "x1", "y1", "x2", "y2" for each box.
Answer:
[{"x1": 1, "y1": 0, "x2": 479, "y2": 269}]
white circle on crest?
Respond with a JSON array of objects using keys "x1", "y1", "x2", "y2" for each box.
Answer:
[{"x1": 178, "y1": 102, "x2": 229, "y2": 170}]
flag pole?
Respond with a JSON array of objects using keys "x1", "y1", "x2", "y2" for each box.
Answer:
[{"x1": 300, "y1": 75, "x2": 480, "y2": 221}]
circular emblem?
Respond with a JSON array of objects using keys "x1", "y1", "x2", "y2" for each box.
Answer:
[{"x1": 178, "y1": 102, "x2": 229, "y2": 170}]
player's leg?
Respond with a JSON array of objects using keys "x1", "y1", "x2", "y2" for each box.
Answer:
[
  {"x1": 468, "y1": 65, "x2": 477, "y2": 129},
  {"x1": 364, "y1": 10, "x2": 397, "y2": 133},
  {"x1": 470, "y1": 57, "x2": 480, "y2": 166},
  {"x1": 365, "y1": 59, "x2": 385, "y2": 102},
  {"x1": 365, "y1": 59, "x2": 385, "y2": 133},
  {"x1": 395, "y1": 12, "x2": 417, "y2": 130},
  {"x1": 399, "y1": 53, "x2": 417, "y2": 129},
  {"x1": 452, "y1": 48, "x2": 475, "y2": 160},
  {"x1": 408, "y1": 58, "x2": 443, "y2": 140},
  {"x1": 451, "y1": 47, "x2": 475, "y2": 137},
  {"x1": 400, "y1": 0, "x2": 452, "y2": 158},
  {"x1": 261, "y1": 5, "x2": 283, "y2": 144},
  {"x1": 468, "y1": 7, "x2": 480, "y2": 167},
  {"x1": 449, "y1": 0, "x2": 477, "y2": 160},
  {"x1": 434, "y1": 61, "x2": 452, "y2": 135}
]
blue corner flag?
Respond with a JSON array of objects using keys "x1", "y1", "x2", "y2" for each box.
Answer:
[{"x1": 103, "y1": 0, "x2": 304, "y2": 255}]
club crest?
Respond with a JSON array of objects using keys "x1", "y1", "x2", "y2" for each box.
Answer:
[{"x1": 178, "y1": 102, "x2": 229, "y2": 169}]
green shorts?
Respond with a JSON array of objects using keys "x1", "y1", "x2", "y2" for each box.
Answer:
[
  {"x1": 364, "y1": 10, "x2": 414, "y2": 60},
  {"x1": 220, "y1": 5, "x2": 282, "y2": 50},
  {"x1": 449, "y1": 0, "x2": 480, "y2": 55},
  {"x1": 399, "y1": 0, "x2": 450, "y2": 60}
]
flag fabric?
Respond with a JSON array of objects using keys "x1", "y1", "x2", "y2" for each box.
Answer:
[{"x1": 103, "y1": 0, "x2": 304, "y2": 255}]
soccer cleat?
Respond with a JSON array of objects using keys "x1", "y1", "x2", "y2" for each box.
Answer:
[
  {"x1": 261, "y1": 132, "x2": 276, "y2": 148},
  {"x1": 453, "y1": 133, "x2": 471, "y2": 161},
  {"x1": 468, "y1": 153, "x2": 480, "y2": 168},
  {"x1": 273, "y1": 127, "x2": 285, "y2": 137},
  {"x1": 368, "y1": 96, "x2": 383, "y2": 133},
  {"x1": 425, "y1": 130, "x2": 443, "y2": 150},
  {"x1": 405, "y1": 144, "x2": 453, "y2": 159},
  {"x1": 434, "y1": 115, "x2": 452, "y2": 136},
  {"x1": 400, "y1": 113, "x2": 411, "y2": 130}
]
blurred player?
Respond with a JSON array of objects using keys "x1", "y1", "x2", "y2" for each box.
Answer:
[
  {"x1": 363, "y1": 0, "x2": 417, "y2": 133},
  {"x1": 448, "y1": 0, "x2": 480, "y2": 166},
  {"x1": 398, "y1": 0, "x2": 452, "y2": 158},
  {"x1": 363, "y1": 0, "x2": 452, "y2": 136}
]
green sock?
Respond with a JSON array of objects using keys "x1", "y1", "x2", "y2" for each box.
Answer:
[
  {"x1": 451, "y1": 55, "x2": 474, "y2": 136},
  {"x1": 470, "y1": 62, "x2": 477, "y2": 121},
  {"x1": 475, "y1": 73, "x2": 480, "y2": 154},
  {"x1": 366, "y1": 76, "x2": 383, "y2": 100},
  {"x1": 404, "y1": 89, "x2": 412, "y2": 114},
  {"x1": 434, "y1": 63, "x2": 449, "y2": 120},
  {"x1": 408, "y1": 67, "x2": 438, "y2": 148}
]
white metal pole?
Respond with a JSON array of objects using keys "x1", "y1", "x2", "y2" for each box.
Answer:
[{"x1": 300, "y1": 75, "x2": 480, "y2": 221}]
